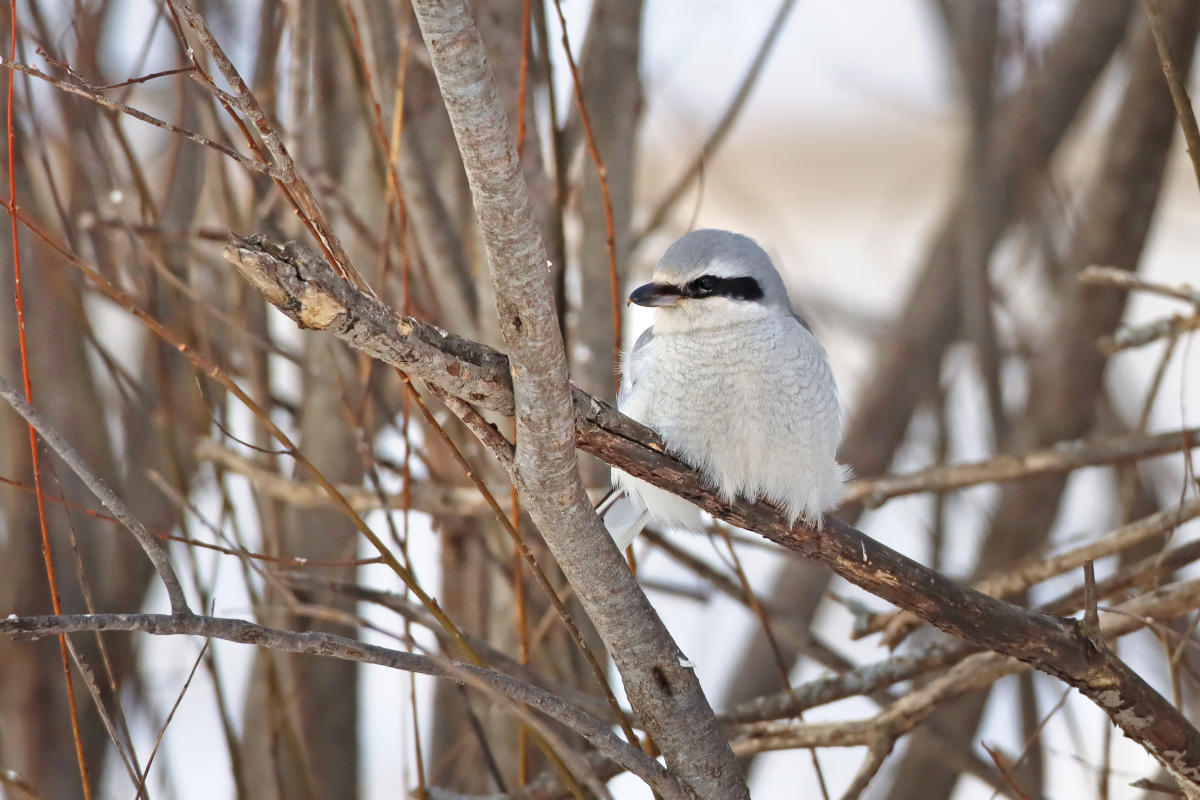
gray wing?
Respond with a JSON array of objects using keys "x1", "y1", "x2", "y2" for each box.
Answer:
[{"x1": 618, "y1": 325, "x2": 655, "y2": 406}]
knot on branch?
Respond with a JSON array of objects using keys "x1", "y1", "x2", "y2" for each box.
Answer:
[{"x1": 224, "y1": 234, "x2": 348, "y2": 331}]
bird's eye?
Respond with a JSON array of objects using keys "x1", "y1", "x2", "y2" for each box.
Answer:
[{"x1": 693, "y1": 275, "x2": 718, "y2": 293}]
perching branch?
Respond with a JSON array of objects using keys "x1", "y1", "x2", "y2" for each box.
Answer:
[
  {"x1": 224, "y1": 233, "x2": 1200, "y2": 791},
  {"x1": 854, "y1": 498, "x2": 1200, "y2": 640}
]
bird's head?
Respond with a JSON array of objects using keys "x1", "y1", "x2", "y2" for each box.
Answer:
[{"x1": 629, "y1": 229, "x2": 793, "y2": 332}]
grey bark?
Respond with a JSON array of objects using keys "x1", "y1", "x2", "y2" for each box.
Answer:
[{"x1": 409, "y1": 1, "x2": 748, "y2": 796}]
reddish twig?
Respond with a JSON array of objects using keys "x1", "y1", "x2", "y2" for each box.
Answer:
[
  {"x1": 516, "y1": 0, "x2": 533, "y2": 159},
  {"x1": 0, "y1": 59, "x2": 281, "y2": 179},
  {"x1": 5, "y1": 6, "x2": 91, "y2": 795},
  {"x1": 549, "y1": 0, "x2": 622, "y2": 386},
  {"x1": 981, "y1": 743, "x2": 1032, "y2": 800}
]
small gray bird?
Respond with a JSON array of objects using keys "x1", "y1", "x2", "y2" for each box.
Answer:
[{"x1": 605, "y1": 229, "x2": 849, "y2": 548}]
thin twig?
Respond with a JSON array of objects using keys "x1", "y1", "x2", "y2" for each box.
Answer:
[
  {"x1": 1081, "y1": 265, "x2": 1200, "y2": 305},
  {"x1": 1100, "y1": 314, "x2": 1200, "y2": 355},
  {"x1": 1146, "y1": 0, "x2": 1200, "y2": 193},
  {"x1": 0, "y1": 60, "x2": 282, "y2": 179},
  {"x1": 629, "y1": 0, "x2": 798, "y2": 251},
  {"x1": 0, "y1": 373, "x2": 191, "y2": 614},
  {"x1": 848, "y1": 427, "x2": 1200, "y2": 507},
  {"x1": 135, "y1": 641, "x2": 209, "y2": 795},
  {"x1": 1083, "y1": 561, "x2": 1100, "y2": 641},
  {"x1": 0, "y1": 611, "x2": 685, "y2": 800}
]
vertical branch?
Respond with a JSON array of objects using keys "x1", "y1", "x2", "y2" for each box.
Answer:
[
  {"x1": 549, "y1": 0, "x2": 621, "y2": 384},
  {"x1": 408, "y1": 1, "x2": 747, "y2": 796}
]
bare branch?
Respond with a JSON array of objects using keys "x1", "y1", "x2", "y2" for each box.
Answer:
[
  {"x1": 0, "y1": 611, "x2": 681, "y2": 797},
  {"x1": 1081, "y1": 265, "x2": 1200, "y2": 305},
  {"x1": 849, "y1": 427, "x2": 1200, "y2": 507},
  {"x1": 0, "y1": 373, "x2": 190, "y2": 615},
  {"x1": 407, "y1": 1, "x2": 746, "y2": 796},
  {"x1": 0, "y1": 60, "x2": 283, "y2": 179}
]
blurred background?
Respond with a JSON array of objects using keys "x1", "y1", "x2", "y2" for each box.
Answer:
[{"x1": 2, "y1": 1, "x2": 1199, "y2": 798}]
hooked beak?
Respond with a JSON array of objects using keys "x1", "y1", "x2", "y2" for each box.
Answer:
[{"x1": 628, "y1": 282, "x2": 682, "y2": 307}]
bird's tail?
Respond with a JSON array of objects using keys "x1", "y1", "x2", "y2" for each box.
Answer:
[{"x1": 596, "y1": 488, "x2": 650, "y2": 550}]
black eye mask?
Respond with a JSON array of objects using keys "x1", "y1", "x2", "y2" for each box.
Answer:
[{"x1": 683, "y1": 275, "x2": 764, "y2": 301}]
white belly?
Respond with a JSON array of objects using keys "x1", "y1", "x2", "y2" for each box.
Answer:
[{"x1": 615, "y1": 316, "x2": 845, "y2": 530}]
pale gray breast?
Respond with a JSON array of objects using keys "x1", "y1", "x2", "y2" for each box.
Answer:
[{"x1": 623, "y1": 317, "x2": 828, "y2": 478}]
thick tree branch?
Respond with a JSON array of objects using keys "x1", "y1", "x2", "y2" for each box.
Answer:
[
  {"x1": 406, "y1": 1, "x2": 746, "y2": 796},
  {"x1": 855, "y1": 498, "x2": 1200, "y2": 640}
]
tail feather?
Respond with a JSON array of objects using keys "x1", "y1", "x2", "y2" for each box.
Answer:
[{"x1": 598, "y1": 489, "x2": 650, "y2": 549}]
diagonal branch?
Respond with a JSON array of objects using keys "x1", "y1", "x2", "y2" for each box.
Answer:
[
  {"x1": 0, "y1": 373, "x2": 190, "y2": 615},
  {"x1": 225, "y1": 234, "x2": 1200, "y2": 792}
]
